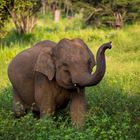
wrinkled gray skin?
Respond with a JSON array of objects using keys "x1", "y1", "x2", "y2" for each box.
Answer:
[{"x1": 8, "y1": 38, "x2": 111, "y2": 128}]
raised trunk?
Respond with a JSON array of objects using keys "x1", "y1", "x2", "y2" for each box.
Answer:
[{"x1": 78, "y1": 42, "x2": 112, "y2": 87}]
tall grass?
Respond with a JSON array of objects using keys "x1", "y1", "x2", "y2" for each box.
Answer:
[{"x1": 0, "y1": 16, "x2": 140, "y2": 139}]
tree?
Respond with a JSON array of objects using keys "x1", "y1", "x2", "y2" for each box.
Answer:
[
  {"x1": 41, "y1": 0, "x2": 49, "y2": 14},
  {"x1": 0, "y1": 0, "x2": 41, "y2": 35},
  {"x1": 71, "y1": 0, "x2": 140, "y2": 27}
]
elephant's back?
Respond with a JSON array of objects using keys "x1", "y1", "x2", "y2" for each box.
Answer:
[
  {"x1": 7, "y1": 40, "x2": 56, "y2": 105},
  {"x1": 7, "y1": 46, "x2": 41, "y2": 104},
  {"x1": 8, "y1": 40, "x2": 56, "y2": 82},
  {"x1": 33, "y1": 40, "x2": 56, "y2": 48},
  {"x1": 8, "y1": 46, "x2": 39, "y2": 82}
]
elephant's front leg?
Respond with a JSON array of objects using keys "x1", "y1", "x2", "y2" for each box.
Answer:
[
  {"x1": 70, "y1": 89, "x2": 87, "y2": 128},
  {"x1": 35, "y1": 72, "x2": 55, "y2": 118}
]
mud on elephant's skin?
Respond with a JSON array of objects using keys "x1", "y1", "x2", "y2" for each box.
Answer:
[{"x1": 8, "y1": 38, "x2": 112, "y2": 128}]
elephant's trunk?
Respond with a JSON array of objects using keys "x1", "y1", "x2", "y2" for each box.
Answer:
[{"x1": 75, "y1": 42, "x2": 112, "y2": 87}]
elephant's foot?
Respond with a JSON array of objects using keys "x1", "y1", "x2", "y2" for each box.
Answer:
[{"x1": 13, "y1": 88, "x2": 27, "y2": 117}]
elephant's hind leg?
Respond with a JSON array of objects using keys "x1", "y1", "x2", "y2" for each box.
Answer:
[{"x1": 12, "y1": 88, "x2": 27, "y2": 117}]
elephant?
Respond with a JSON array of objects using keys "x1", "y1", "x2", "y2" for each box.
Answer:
[{"x1": 8, "y1": 38, "x2": 111, "y2": 128}]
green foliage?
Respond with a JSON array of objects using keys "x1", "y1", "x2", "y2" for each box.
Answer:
[
  {"x1": 0, "y1": 0, "x2": 10, "y2": 38},
  {"x1": 72, "y1": 0, "x2": 140, "y2": 27},
  {"x1": 9, "y1": 0, "x2": 41, "y2": 16},
  {"x1": 0, "y1": 17, "x2": 140, "y2": 139},
  {"x1": 0, "y1": 0, "x2": 41, "y2": 37}
]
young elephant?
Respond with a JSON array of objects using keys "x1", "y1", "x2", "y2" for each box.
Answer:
[{"x1": 8, "y1": 38, "x2": 111, "y2": 128}]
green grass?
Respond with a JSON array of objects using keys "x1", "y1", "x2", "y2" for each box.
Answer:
[{"x1": 0, "y1": 16, "x2": 140, "y2": 140}]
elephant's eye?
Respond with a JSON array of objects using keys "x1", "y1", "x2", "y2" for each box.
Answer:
[
  {"x1": 88, "y1": 59, "x2": 93, "y2": 71},
  {"x1": 88, "y1": 59, "x2": 92, "y2": 64},
  {"x1": 63, "y1": 63, "x2": 68, "y2": 67}
]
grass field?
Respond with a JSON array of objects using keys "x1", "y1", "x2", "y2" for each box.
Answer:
[{"x1": 0, "y1": 16, "x2": 140, "y2": 139}]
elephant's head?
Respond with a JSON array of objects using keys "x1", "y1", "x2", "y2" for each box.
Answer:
[{"x1": 35, "y1": 38, "x2": 111, "y2": 89}]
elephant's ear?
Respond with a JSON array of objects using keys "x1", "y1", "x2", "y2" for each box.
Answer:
[{"x1": 35, "y1": 49, "x2": 55, "y2": 80}]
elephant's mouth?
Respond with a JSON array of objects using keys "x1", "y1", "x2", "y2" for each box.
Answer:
[
  {"x1": 57, "y1": 80, "x2": 81, "y2": 89},
  {"x1": 60, "y1": 82, "x2": 84, "y2": 90},
  {"x1": 56, "y1": 72, "x2": 84, "y2": 89}
]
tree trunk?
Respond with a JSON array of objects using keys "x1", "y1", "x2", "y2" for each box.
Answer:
[
  {"x1": 54, "y1": 9, "x2": 60, "y2": 22},
  {"x1": 114, "y1": 11, "x2": 123, "y2": 29}
]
